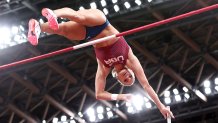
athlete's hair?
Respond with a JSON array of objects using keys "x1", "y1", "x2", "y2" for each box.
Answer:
[{"x1": 111, "y1": 67, "x2": 135, "y2": 86}]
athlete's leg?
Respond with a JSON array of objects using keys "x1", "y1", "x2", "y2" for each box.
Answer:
[
  {"x1": 28, "y1": 19, "x2": 65, "y2": 45},
  {"x1": 28, "y1": 18, "x2": 86, "y2": 45},
  {"x1": 42, "y1": 8, "x2": 106, "y2": 26},
  {"x1": 53, "y1": 7, "x2": 85, "y2": 23}
]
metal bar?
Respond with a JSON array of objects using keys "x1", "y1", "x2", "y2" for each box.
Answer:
[
  {"x1": 66, "y1": 89, "x2": 83, "y2": 103},
  {"x1": 44, "y1": 95, "x2": 75, "y2": 117},
  {"x1": 42, "y1": 103, "x2": 50, "y2": 120},
  {"x1": 49, "y1": 78, "x2": 65, "y2": 91},
  {"x1": 7, "y1": 80, "x2": 15, "y2": 96},
  {"x1": 10, "y1": 73, "x2": 39, "y2": 94},
  {"x1": 8, "y1": 104, "x2": 37, "y2": 123},
  {"x1": 47, "y1": 111, "x2": 61, "y2": 123},
  {"x1": 25, "y1": 92, "x2": 33, "y2": 110},
  {"x1": 156, "y1": 73, "x2": 164, "y2": 94},
  {"x1": 13, "y1": 89, "x2": 27, "y2": 100},
  {"x1": 8, "y1": 112, "x2": 15, "y2": 123},
  {"x1": 159, "y1": 82, "x2": 175, "y2": 97},
  {"x1": 195, "y1": 62, "x2": 205, "y2": 85},
  {"x1": 30, "y1": 100, "x2": 44, "y2": 111},
  {"x1": 47, "y1": 90, "x2": 83, "y2": 123},
  {"x1": 0, "y1": 109, "x2": 8, "y2": 117},
  {"x1": 184, "y1": 58, "x2": 201, "y2": 74},
  {"x1": 44, "y1": 70, "x2": 52, "y2": 87},
  {"x1": 162, "y1": 44, "x2": 168, "y2": 57},
  {"x1": 180, "y1": 49, "x2": 189, "y2": 71},
  {"x1": 107, "y1": 81, "x2": 119, "y2": 91},
  {"x1": 62, "y1": 81, "x2": 70, "y2": 101},
  {"x1": 148, "y1": 68, "x2": 161, "y2": 80},
  {"x1": 78, "y1": 93, "x2": 87, "y2": 112},
  {"x1": 82, "y1": 60, "x2": 90, "y2": 78},
  {"x1": 167, "y1": 46, "x2": 184, "y2": 60},
  {"x1": 44, "y1": 94, "x2": 85, "y2": 123},
  {"x1": 205, "y1": 26, "x2": 213, "y2": 45}
]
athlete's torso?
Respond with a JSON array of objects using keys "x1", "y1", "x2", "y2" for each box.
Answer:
[{"x1": 94, "y1": 37, "x2": 130, "y2": 68}]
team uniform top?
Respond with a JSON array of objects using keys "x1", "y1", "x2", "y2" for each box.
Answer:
[
  {"x1": 85, "y1": 20, "x2": 130, "y2": 68},
  {"x1": 94, "y1": 37, "x2": 129, "y2": 68}
]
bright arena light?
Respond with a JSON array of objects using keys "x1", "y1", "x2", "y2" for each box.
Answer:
[
  {"x1": 124, "y1": 2, "x2": 131, "y2": 9},
  {"x1": 106, "y1": 107, "x2": 111, "y2": 111},
  {"x1": 70, "y1": 120, "x2": 76, "y2": 123},
  {"x1": 184, "y1": 93, "x2": 190, "y2": 99},
  {"x1": 173, "y1": 89, "x2": 179, "y2": 95},
  {"x1": 61, "y1": 115, "x2": 67, "y2": 121},
  {"x1": 164, "y1": 91, "x2": 170, "y2": 97},
  {"x1": 205, "y1": 88, "x2": 211, "y2": 95},
  {"x1": 98, "y1": 113, "x2": 104, "y2": 120},
  {"x1": 183, "y1": 87, "x2": 189, "y2": 92},
  {"x1": 0, "y1": 25, "x2": 27, "y2": 49},
  {"x1": 148, "y1": 0, "x2": 152, "y2": 2},
  {"x1": 145, "y1": 102, "x2": 152, "y2": 108},
  {"x1": 87, "y1": 108, "x2": 96, "y2": 122},
  {"x1": 126, "y1": 102, "x2": 131, "y2": 107},
  {"x1": 144, "y1": 97, "x2": 149, "y2": 102},
  {"x1": 215, "y1": 86, "x2": 218, "y2": 92},
  {"x1": 164, "y1": 97, "x2": 171, "y2": 104},
  {"x1": 42, "y1": 120, "x2": 46, "y2": 123},
  {"x1": 100, "y1": 0, "x2": 107, "y2": 7},
  {"x1": 90, "y1": 2, "x2": 97, "y2": 9},
  {"x1": 132, "y1": 95, "x2": 144, "y2": 111},
  {"x1": 175, "y1": 95, "x2": 181, "y2": 102},
  {"x1": 114, "y1": 5, "x2": 120, "y2": 12},
  {"x1": 87, "y1": 107, "x2": 95, "y2": 116},
  {"x1": 107, "y1": 111, "x2": 113, "y2": 118},
  {"x1": 112, "y1": 0, "x2": 117, "y2": 4},
  {"x1": 19, "y1": 25, "x2": 25, "y2": 31},
  {"x1": 135, "y1": 0, "x2": 142, "y2": 5},
  {"x1": 11, "y1": 26, "x2": 19, "y2": 34},
  {"x1": 52, "y1": 117, "x2": 58, "y2": 123},
  {"x1": 39, "y1": 18, "x2": 44, "y2": 24},
  {"x1": 89, "y1": 115, "x2": 96, "y2": 122},
  {"x1": 127, "y1": 106, "x2": 134, "y2": 113},
  {"x1": 97, "y1": 106, "x2": 104, "y2": 114},
  {"x1": 78, "y1": 112, "x2": 83, "y2": 117},
  {"x1": 0, "y1": 27, "x2": 11, "y2": 42},
  {"x1": 103, "y1": 8, "x2": 109, "y2": 15},
  {"x1": 215, "y1": 78, "x2": 218, "y2": 85},
  {"x1": 203, "y1": 80, "x2": 211, "y2": 88},
  {"x1": 79, "y1": 6, "x2": 85, "y2": 10}
]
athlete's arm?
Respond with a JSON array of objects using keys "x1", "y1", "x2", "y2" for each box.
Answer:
[
  {"x1": 95, "y1": 60, "x2": 132, "y2": 101},
  {"x1": 127, "y1": 49, "x2": 174, "y2": 119}
]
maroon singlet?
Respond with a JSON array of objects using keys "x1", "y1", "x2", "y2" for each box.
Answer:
[{"x1": 94, "y1": 37, "x2": 129, "y2": 68}]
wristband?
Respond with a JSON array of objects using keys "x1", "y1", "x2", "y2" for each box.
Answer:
[{"x1": 111, "y1": 94, "x2": 118, "y2": 100}]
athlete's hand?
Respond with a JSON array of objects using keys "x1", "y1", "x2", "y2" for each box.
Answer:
[
  {"x1": 160, "y1": 106, "x2": 175, "y2": 119},
  {"x1": 122, "y1": 94, "x2": 133, "y2": 102}
]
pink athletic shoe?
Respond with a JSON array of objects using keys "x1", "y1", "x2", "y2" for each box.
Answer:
[
  {"x1": 42, "y1": 8, "x2": 59, "y2": 30},
  {"x1": 28, "y1": 19, "x2": 41, "y2": 46}
]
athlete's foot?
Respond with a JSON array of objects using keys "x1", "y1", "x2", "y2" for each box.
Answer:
[
  {"x1": 42, "y1": 8, "x2": 59, "y2": 30},
  {"x1": 28, "y1": 19, "x2": 41, "y2": 46}
]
